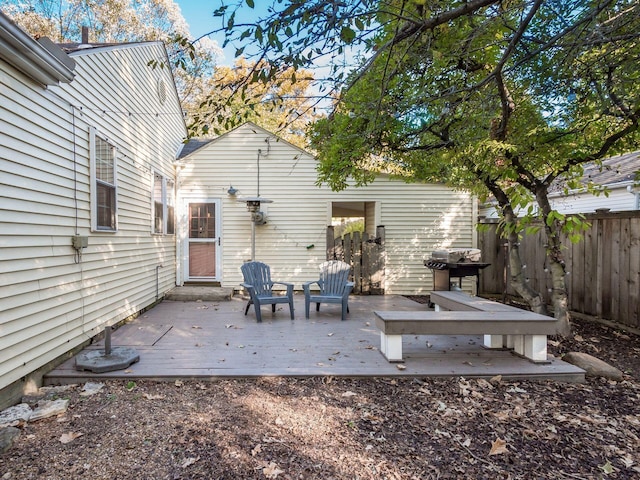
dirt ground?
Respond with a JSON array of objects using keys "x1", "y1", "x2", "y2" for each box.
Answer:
[{"x1": 1, "y1": 314, "x2": 639, "y2": 480}]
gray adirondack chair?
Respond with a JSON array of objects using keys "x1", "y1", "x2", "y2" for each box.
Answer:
[
  {"x1": 241, "y1": 261, "x2": 294, "y2": 323},
  {"x1": 303, "y1": 260, "x2": 354, "y2": 321}
]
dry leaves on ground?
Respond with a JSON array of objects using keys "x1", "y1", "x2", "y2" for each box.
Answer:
[{"x1": 0, "y1": 317, "x2": 639, "y2": 479}]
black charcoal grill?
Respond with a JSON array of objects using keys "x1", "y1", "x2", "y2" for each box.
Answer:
[{"x1": 425, "y1": 248, "x2": 490, "y2": 291}]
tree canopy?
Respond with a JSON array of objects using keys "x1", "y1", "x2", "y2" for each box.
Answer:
[
  {"x1": 209, "y1": 0, "x2": 640, "y2": 333},
  {"x1": 184, "y1": 57, "x2": 319, "y2": 148}
]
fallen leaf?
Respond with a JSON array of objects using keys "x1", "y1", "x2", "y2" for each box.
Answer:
[
  {"x1": 225, "y1": 324, "x2": 234, "y2": 329},
  {"x1": 192, "y1": 325, "x2": 202, "y2": 329},
  {"x1": 342, "y1": 391, "x2": 357, "y2": 397},
  {"x1": 174, "y1": 380, "x2": 184, "y2": 387},
  {"x1": 181, "y1": 456, "x2": 199, "y2": 468},
  {"x1": 506, "y1": 386, "x2": 527, "y2": 393},
  {"x1": 251, "y1": 444, "x2": 262, "y2": 456},
  {"x1": 142, "y1": 393, "x2": 165, "y2": 400},
  {"x1": 396, "y1": 364, "x2": 407, "y2": 370},
  {"x1": 489, "y1": 438, "x2": 508, "y2": 456},
  {"x1": 574, "y1": 335, "x2": 584, "y2": 342},
  {"x1": 60, "y1": 432, "x2": 83, "y2": 444},
  {"x1": 327, "y1": 333, "x2": 334, "y2": 337},
  {"x1": 462, "y1": 438, "x2": 471, "y2": 447},
  {"x1": 263, "y1": 461, "x2": 284, "y2": 479},
  {"x1": 620, "y1": 456, "x2": 634, "y2": 468},
  {"x1": 599, "y1": 460, "x2": 614, "y2": 474}
]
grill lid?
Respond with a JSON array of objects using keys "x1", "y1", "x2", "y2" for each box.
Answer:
[{"x1": 431, "y1": 248, "x2": 481, "y2": 263}]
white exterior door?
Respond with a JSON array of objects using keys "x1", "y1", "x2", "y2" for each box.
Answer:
[{"x1": 185, "y1": 201, "x2": 220, "y2": 281}]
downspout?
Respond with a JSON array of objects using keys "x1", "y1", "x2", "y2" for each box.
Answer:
[{"x1": 627, "y1": 185, "x2": 640, "y2": 210}]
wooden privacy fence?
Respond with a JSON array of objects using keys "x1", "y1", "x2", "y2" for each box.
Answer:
[
  {"x1": 478, "y1": 211, "x2": 640, "y2": 330},
  {"x1": 326, "y1": 226, "x2": 385, "y2": 295}
]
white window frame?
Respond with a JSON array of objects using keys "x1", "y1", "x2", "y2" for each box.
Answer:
[
  {"x1": 151, "y1": 171, "x2": 175, "y2": 235},
  {"x1": 89, "y1": 127, "x2": 118, "y2": 232}
]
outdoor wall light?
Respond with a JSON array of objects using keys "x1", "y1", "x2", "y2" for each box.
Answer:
[{"x1": 227, "y1": 185, "x2": 238, "y2": 195}]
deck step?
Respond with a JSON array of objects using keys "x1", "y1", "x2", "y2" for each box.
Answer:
[{"x1": 164, "y1": 286, "x2": 234, "y2": 302}]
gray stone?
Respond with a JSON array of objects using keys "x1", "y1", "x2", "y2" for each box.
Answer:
[
  {"x1": 79, "y1": 382, "x2": 104, "y2": 396},
  {"x1": 29, "y1": 399, "x2": 69, "y2": 422},
  {"x1": 0, "y1": 404, "x2": 32, "y2": 428},
  {"x1": 22, "y1": 384, "x2": 76, "y2": 405},
  {"x1": 562, "y1": 352, "x2": 624, "y2": 381},
  {"x1": 0, "y1": 427, "x2": 21, "y2": 454}
]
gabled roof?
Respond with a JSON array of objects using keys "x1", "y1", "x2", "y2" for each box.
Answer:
[{"x1": 177, "y1": 122, "x2": 314, "y2": 160}]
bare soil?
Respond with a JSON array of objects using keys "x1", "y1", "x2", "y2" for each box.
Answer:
[{"x1": 1, "y1": 315, "x2": 639, "y2": 480}]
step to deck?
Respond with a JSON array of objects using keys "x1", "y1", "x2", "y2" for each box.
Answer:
[{"x1": 164, "y1": 286, "x2": 234, "y2": 302}]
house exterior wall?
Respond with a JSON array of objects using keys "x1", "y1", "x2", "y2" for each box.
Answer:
[
  {"x1": 0, "y1": 41, "x2": 185, "y2": 395},
  {"x1": 177, "y1": 123, "x2": 474, "y2": 295},
  {"x1": 480, "y1": 186, "x2": 639, "y2": 218}
]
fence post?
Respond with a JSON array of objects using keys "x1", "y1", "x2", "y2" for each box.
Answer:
[
  {"x1": 326, "y1": 226, "x2": 335, "y2": 260},
  {"x1": 353, "y1": 231, "x2": 362, "y2": 293},
  {"x1": 371, "y1": 226, "x2": 385, "y2": 295}
]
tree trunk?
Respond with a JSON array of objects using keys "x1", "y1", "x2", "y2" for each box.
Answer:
[
  {"x1": 501, "y1": 206, "x2": 549, "y2": 316},
  {"x1": 536, "y1": 189, "x2": 571, "y2": 336}
]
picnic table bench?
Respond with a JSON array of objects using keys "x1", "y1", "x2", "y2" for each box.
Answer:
[{"x1": 374, "y1": 290, "x2": 557, "y2": 363}]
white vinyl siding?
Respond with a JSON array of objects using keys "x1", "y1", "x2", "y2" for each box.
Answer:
[
  {"x1": 177, "y1": 123, "x2": 475, "y2": 295},
  {"x1": 0, "y1": 41, "x2": 186, "y2": 394}
]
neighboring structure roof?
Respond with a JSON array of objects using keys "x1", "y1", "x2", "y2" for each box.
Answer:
[
  {"x1": 549, "y1": 150, "x2": 640, "y2": 195},
  {"x1": 178, "y1": 139, "x2": 214, "y2": 159},
  {"x1": 580, "y1": 151, "x2": 640, "y2": 186}
]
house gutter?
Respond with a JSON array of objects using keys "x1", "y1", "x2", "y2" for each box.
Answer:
[{"x1": 0, "y1": 11, "x2": 75, "y2": 86}]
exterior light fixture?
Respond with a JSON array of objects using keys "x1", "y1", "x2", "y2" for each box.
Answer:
[{"x1": 227, "y1": 185, "x2": 238, "y2": 195}]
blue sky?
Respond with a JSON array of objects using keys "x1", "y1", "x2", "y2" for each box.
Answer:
[{"x1": 175, "y1": 0, "x2": 271, "y2": 62}]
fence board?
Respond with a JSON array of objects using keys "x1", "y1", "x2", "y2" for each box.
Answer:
[
  {"x1": 478, "y1": 211, "x2": 640, "y2": 330},
  {"x1": 629, "y1": 219, "x2": 640, "y2": 328},
  {"x1": 584, "y1": 220, "x2": 598, "y2": 316},
  {"x1": 619, "y1": 219, "x2": 631, "y2": 324}
]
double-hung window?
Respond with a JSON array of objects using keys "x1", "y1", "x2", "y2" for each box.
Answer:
[
  {"x1": 152, "y1": 172, "x2": 175, "y2": 235},
  {"x1": 90, "y1": 127, "x2": 117, "y2": 231}
]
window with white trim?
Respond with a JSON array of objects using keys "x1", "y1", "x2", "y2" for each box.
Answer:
[
  {"x1": 90, "y1": 127, "x2": 117, "y2": 231},
  {"x1": 152, "y1": 172, "x2": 175, "y2": 235}
]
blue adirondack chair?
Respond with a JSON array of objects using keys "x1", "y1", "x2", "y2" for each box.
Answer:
[
  {"x1": 241, "y1": 261, "x2": 294, "y2": 322},
  {"x1": 303, "y1": 260, "x2": 354, "y2": 321}
]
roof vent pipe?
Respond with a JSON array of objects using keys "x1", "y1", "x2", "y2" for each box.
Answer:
[{"x1": 81, "y1": 26, "x2": 89, "y2": 44}]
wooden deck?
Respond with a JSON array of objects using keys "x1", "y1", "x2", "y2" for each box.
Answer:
[{"x1": 45, "y1": 294, "x2": 585, "y2": 384}]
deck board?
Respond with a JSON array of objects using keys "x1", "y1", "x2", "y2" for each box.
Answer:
[{"x1": 45, "y1": 295, "x2": 585, "y2": 384}]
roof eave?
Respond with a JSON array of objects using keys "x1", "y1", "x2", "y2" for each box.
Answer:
[{"x1": 0, "y1": 12, "x2": 75, "y2": 86}]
